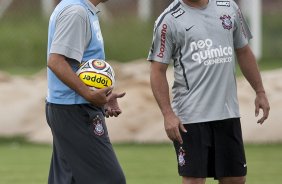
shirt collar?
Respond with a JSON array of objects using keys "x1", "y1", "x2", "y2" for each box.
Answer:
[{"x1": 84, "y1": 0, "x2": 100, "y2": 14}]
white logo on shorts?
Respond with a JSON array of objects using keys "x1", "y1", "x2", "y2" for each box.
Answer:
[
  {"x1": 178, "y1": 147, "x2": 186, "y2": 166},
  {"x1": 93, "y1": 115, "x2": 104, "y2": 136}
]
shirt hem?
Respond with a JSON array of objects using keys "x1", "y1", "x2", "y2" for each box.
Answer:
[
  {"x1": 180, "y1": 115, "x2": 241, "y2": 124},
  {"x1": 50, "y1": 45, "x2": 83, "y2": 62},
  {"x1": 46, "y1": 97, "x2": 89, "y2": 105}
]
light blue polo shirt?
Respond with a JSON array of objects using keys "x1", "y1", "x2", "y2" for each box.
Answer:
[{"x1": 47, "y1": 0, "x2": 105, "y2": 104}]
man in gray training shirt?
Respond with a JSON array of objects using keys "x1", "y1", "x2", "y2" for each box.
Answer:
[{"x1": 148, "y1": 0, "x2": 270, "y2": 183}]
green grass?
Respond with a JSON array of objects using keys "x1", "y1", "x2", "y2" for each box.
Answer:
[
  {"x1": 245, "y1": 144, "x2": 282, "y2": 184},
  {"x1": 0, "y1": 138, "x2": 282, "y2": 184}
]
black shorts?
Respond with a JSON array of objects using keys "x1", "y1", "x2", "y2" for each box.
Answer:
[
  {"x1": 173, "y1": 118, "x2": 247, "y2": 179},
  {"x1": 45, "y1": 103, "x2": 126, "y2": 184}
]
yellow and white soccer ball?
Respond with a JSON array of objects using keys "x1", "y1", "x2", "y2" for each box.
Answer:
[{"x1": 76, "y1": 59, "x2": 115, "y2": 90}]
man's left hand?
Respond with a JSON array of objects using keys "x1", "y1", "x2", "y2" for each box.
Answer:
[
  {"x1": 105, "y1": 91, "x2": 126, "y2": 118},
  {"x1": 255, "y1": 92, "x2": 270, "y2": 124}
]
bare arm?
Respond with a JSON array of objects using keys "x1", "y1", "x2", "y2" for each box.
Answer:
[
  {"x1": 47, "y1": 53, "x2": 112, "y2": 107},
  {"x1": 236, "y1": 45, "x2": 270, "y2": 124},
  {"x1": 150, "y1": 61, "x2": 186, "y2": 144}
]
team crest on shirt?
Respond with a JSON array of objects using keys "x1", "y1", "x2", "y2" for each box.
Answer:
[
  {"x1": 220, "y1": 15, "x2": 233, "y2": 30},
  {"x1": 92, "y1": 115, "x2": 104, "y2": 136},
  {"x1": 178, "y1": 147, "x2": 186, "y2": 166}
]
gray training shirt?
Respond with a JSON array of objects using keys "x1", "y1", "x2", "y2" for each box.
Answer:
[{"x1": 147, "y1": 0, "x2": 252, "y2": 124}]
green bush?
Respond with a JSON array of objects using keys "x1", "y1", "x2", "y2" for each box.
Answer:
[
  {"x1": 101, "y1": 17, "x2": 154, "y2": 62},
  {"x1": 0, "y1": 11, "x2": 281, "y2": 74},
  {"x1": 0, "y1": 17, "x2": 47, "y2": 73}
]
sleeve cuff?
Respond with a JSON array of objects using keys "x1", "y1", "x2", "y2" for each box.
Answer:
[{"x1": 50, "y1": 44, "x2": 83, "y2": 62}]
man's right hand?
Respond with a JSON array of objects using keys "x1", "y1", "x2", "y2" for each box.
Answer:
[
  {"x1": 84, "y1": 87, "x2": 113, "y2": 107},
  {"x1": 164, "y1": 113, "x2": 187, "y2": 144}
]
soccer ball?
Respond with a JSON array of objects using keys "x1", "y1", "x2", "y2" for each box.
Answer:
[{"x1": 76, "y1": 59, "x2": 115, "y2": 90}]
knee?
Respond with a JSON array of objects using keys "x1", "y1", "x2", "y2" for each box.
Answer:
[
  {"x1": 219, "y1": 176, "x2": 246, "y2": 184},
  {"x1": 182, "y1": 177, "x2": 205, "y2": 184},
  {"x1": 232, "y1": 176, "x2": 246, "y2": 184}
]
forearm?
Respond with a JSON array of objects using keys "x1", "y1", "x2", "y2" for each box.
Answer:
[
  {"x1": 150, "y1": 62, "x2": 186, "y2": 143},
  {"x1": 236, "y1": 46, "x2": 265, "y2": 94},
  {"x1": 150, "y1": 62, "x2": 173, "y2": 116},
  {"x1": 47, "y1": 54, "x2": 91, "y2": 99}
]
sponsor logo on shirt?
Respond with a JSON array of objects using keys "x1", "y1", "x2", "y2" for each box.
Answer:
[
  {"x1": 216, "y1": 1, "x2": 230, "y2": 7},
  {"x1": 157, "y1": 24, "x2": 168, "y2": 58},
  {"x1": 220, "y1": 15, "x2": 233, "y2": 30},
  {"x1": 190, "y1": 39, "x2": 233, "y2": 66},
  {"x1": 93, "y1": 20, "x2": 103, "y2": 43},
  {"x1": 172, "y1": 8, "x2": 185, "y2": 18}
]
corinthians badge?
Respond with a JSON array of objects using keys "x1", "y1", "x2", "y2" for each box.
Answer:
[
  {"x1": 92, "y1": 115, "x2": 105, "y2": 136},
  {"x1": 178, "y1": 147, "x2": 186, "y2": 167},
  {"x1": 220, "y1": 15, "x2": 233, "y2": 30}
]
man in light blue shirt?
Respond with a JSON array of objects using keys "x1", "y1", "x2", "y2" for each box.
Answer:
[{"x1": 46, "y1": 0, "x2": 126, "y2": 183}]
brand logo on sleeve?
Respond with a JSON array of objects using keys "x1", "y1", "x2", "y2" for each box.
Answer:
[
  {"x1": 157, "y1": 24, "x2": 168, "y2": 58},
  {"x1": 216, "y1": 1, "x2": 230, "y2": 7},
  {"x1": 237, "y1": 9, "x2": 247, "y2": 38}
]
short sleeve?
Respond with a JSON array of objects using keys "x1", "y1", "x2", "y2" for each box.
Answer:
[
  {"x1": 50, "y1": 5, "x2": 90, "y2": 62},
  {"x1": 233, "y1": 5, "x2": 253, "y2": 49},
  {"x1": 147, "y1": 17, "x2": 174, "y2": 64}
]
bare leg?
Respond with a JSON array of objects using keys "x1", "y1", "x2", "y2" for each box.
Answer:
[
  {"x1": 182, "y1": 177, "x2": 206, "y2": 184},
  {"x1": 218, "y1": 176, "x2": 246, "y2": 184}
]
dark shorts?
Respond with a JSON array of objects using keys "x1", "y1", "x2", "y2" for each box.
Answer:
[
  {"x1": 45, "y1": 103, "x2": 126, "y2": 184},
  {"x1": 173, "y1": 118, "x2": 247, "y2": 179}
]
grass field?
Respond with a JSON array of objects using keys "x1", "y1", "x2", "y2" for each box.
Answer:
[{"x1": 0, "y1": 138, "x2": 281, "y2": 184}]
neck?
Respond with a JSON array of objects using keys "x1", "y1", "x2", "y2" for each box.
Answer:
[
  {"x1": 88, "y1": 0, "x2": 100, "y2": 6},
  {"x1": 182, "y1": 0, "x2": 209, "y2": 8}
]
